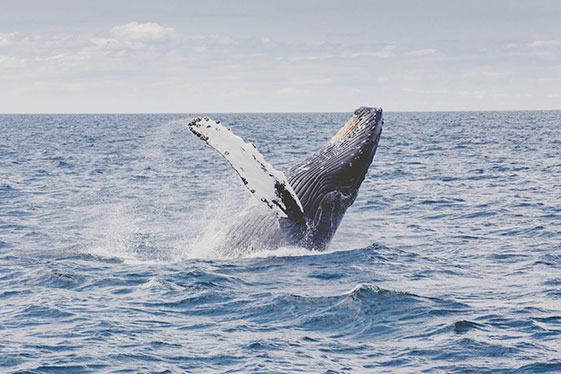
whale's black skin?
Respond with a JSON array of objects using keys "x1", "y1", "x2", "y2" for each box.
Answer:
[{"x1": 217, "y1": 107, "x2": 384, "y2": 255}]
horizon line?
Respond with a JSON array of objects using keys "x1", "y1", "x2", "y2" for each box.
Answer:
[{"x1": 1, "y1": 108, "x2": 560, "y2": 115}]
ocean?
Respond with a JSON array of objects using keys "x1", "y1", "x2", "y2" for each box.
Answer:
[{"x1": 1, "y1": 111, "x2": 560, "y2": 373}]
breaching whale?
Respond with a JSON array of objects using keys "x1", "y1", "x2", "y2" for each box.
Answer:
[{"x1": 188, "y1": 106, "x2": 384, "y2": 255}]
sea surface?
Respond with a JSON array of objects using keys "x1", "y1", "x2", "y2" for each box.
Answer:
[{"x1": 1, "y1": 111, "x2": 560, "y2": 373}]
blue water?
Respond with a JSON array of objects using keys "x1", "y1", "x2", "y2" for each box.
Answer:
[{"x1": 1, "y1": 111, "x2": 560, "y2": 373}]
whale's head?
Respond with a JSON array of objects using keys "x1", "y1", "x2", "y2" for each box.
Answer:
[{"x1": 286, "y1": 107, "x2": 384, "y2": 249}]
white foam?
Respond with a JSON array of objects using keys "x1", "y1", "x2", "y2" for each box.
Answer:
[
  {"x1": 140, "y1": 276, "x2": 184, "y2": 290},
  {"x1": 241, "y1": 245, "x2": 322, "y2": 259}
]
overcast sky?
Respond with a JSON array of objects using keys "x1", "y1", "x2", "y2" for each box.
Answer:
[{"x1": 1, "y1": 0, "x2": 560, "y2": 113}]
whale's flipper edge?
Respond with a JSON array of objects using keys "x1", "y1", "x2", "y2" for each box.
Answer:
[{"x1": 188, "y1": 117, "x2": 305, "y2": 224}]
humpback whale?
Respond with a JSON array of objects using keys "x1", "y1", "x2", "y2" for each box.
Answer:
[{"x1": 188, "y1": 106, "x2": 384, "y2": 255}]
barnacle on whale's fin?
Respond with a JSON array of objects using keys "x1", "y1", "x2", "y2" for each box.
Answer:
[{"x1": 188, "y1": 117, "x2": 305, "y2": 224}]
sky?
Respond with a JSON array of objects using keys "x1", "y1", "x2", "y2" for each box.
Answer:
[{"x1": 1, "y1": 0, "x2": 560, "y2": 113}]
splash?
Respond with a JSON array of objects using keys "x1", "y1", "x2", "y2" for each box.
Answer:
[{"x1": 80, "y1": 118, "x2": 325, "y2": 262}]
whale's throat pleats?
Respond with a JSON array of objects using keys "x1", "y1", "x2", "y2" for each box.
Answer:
[{"x1": 286, "y1": 107, "x2": 383, "y2": 222}]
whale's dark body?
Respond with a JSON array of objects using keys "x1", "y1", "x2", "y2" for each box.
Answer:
[{"x1": 188, "y1": 106, "x2": 384, "y2": 255}]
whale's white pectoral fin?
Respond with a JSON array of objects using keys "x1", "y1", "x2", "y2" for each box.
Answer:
[{"x1": 188, "y1": 117, "x2": 305, "y2": 224}]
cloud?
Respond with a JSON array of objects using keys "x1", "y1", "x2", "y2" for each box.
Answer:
[
  {"x1": 89, "y1": 22, "x2": 177, "y2": 50},
  {"x1": 531, "y1": 40, "x2": 561, "y2": 47},
  {"x1": 293, "y1": 55, "x2": 337, "y2": 61},
  {"x1": 111, "y1": 22, "x2": 176, "y2": 42},
  {"x1": 290, "y1": 78, "x2": 333, "y2": 85},
  {"x1": 0, "y1": 32, "x2": 19, "y2": 47},
  {"x1": 289, "y1": 49, "x2": 393, "y2": 61},
  {"x1": 350, "y1": 51, "x2": 393, "y2": 58},
  {"x1": 405, "y1": 48, "x2": 436, "y2": 57},
  {"x1": 0, "y1": 55, "x2": 25, "y2": 68},
  {"x1": 456, "y1": 90, "x2": 487, "y2": 99},
  {"x1": 35, "y1": 53, "x2": 67, "y2": 62},
  {"x1": 403, "y1": 88, "x2": 447, "y2": 95},
  {"x1": 462, "y1": 69, "x2": 509, "y2": 78},
  {"x1": 90, "y1": 37, "x2": 122, "y2": 49}
]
